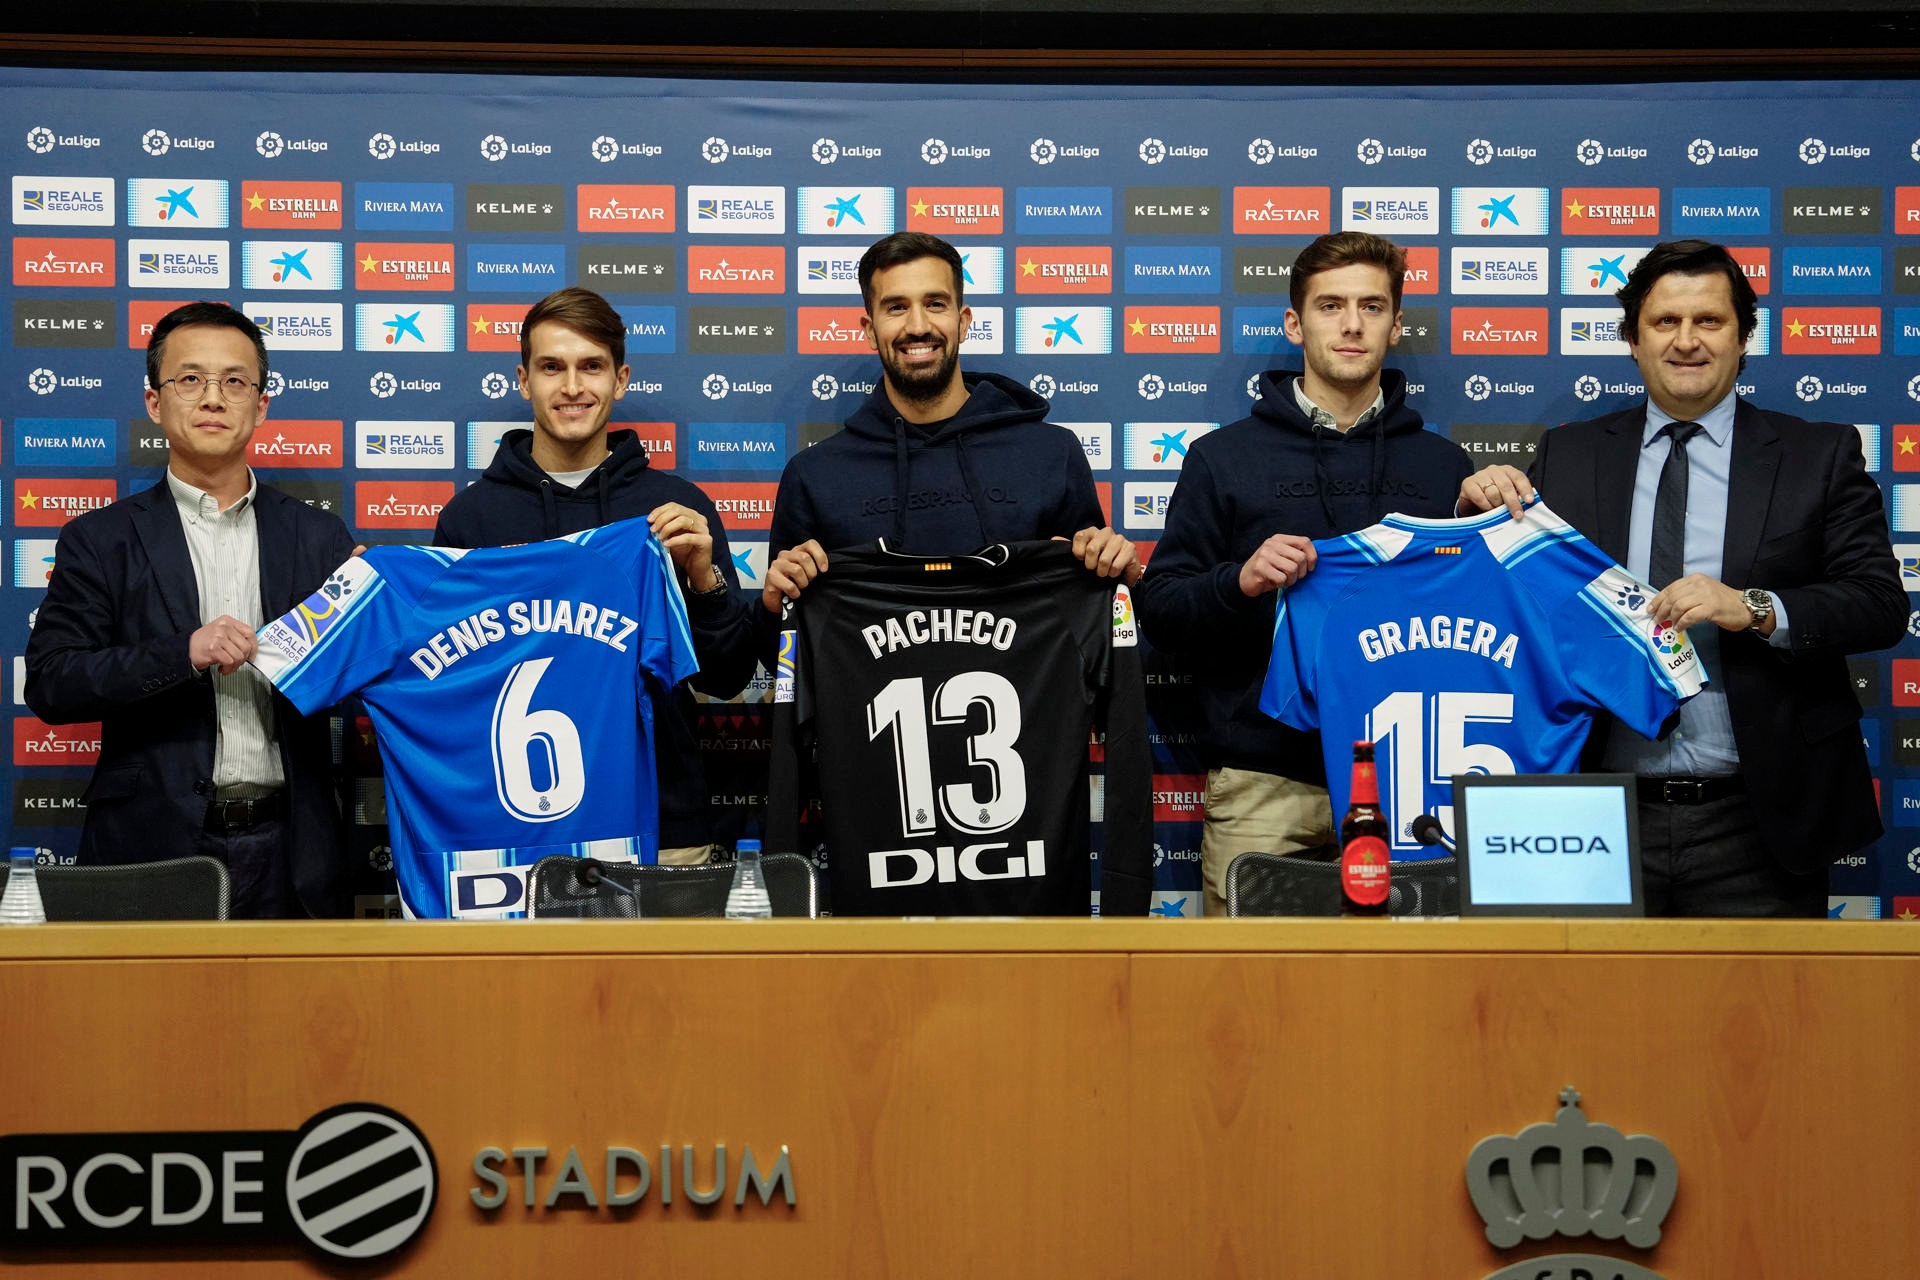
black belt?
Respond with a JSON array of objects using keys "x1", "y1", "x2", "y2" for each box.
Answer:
[
  {"x1": 205, "y1": 792, "x2": 286, "y2": 831},
  {"x1": 1638, "y1": 775, "x2": 1744, "y2": 805}
]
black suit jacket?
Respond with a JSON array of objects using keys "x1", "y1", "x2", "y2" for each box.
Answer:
[
  {"x1": 24, "y1": 480, "x2": 358, "y2": 914},
  {"x1": 1533, "y1": 400, "x2": 1904, "y2": 872}
]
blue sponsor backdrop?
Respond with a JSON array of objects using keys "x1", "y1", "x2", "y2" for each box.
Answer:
[{"x1": 6, "y1": 68, "x2": 1920, "y2": 918}]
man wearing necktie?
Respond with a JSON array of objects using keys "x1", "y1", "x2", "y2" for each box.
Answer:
[{"x1": 1458, "y1": 239, "x2": 1903, "y2": 916}]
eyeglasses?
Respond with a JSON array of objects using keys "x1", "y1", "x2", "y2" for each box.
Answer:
[{"x1": 158, "y1": 373, "x2": 260, "y2": 403}]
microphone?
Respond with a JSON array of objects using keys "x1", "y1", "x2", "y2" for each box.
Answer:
[
  {"x1": 1409, "y1": 814, "x2": 1456, "y2": 851},
  {"x1": 574, "y1": 858, "x2": 635, "y2": 897}
]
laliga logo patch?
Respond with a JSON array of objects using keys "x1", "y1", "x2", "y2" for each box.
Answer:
[
  {"x1": 1652, "y1": 621, "x2": 1690, "y2": 656},
  {"x1": 27, "y1": 368, "x2": 56, "y2": 397},
  {"x1": 1138, "y1": 373, "x2": 1166, "y2": 401},
  {"x1": 1907, "y1": 374, "x2": 1920, "y2": 403}
]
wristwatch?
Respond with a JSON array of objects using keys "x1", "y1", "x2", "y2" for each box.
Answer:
[
  {"x1": 694, "y1": 564, "x2": 729, "y2": 597},
  {"x1": 1741, "y1": 587, "x2": 1774, "y2": 631}
]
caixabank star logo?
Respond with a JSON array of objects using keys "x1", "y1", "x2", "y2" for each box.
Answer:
[
  {"x1": 1, "y1": 1103, "x2": 436, "y2": 1261},
  {"x1": 1466, "y1": 1089, "x2": 1675, "y2": 1280}
]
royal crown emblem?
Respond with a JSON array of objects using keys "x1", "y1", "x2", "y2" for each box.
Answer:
[{"x1": 1466, "y1": 1088, "x2": 1677, "y2": 1280}]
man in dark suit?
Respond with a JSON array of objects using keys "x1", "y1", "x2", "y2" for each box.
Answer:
[
  {"x1": 1459, "y1": 240, "x2": 1904, "y2": 916},
  {"x1": 25, "y1": 303, "x2": 357, "y2": 918}
]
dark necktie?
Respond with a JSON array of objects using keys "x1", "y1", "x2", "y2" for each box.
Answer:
[{"x1": 1648, "y1": 420, "x2": 1702, "y2": 590}]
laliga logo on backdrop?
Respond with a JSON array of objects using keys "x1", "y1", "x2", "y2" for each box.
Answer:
[
  {"x1": 1464, "y1": 375, "x2": 1493, "y2": 402},
  {"x1": 1138, "y1": 374, "x2": 1166, "y2": 401},
  {"x1": 370, "y1": 371, "x2": 399, "y2": 399},
  {"x1": 811, "y1": 374, "x2": 840, "y2": 400},
  {"x1": 1687, "y1": 137, "x2": 1716, "y2": 165},
  {"x1": 1139, "y1": 138, "x2": 1167, "y2": 164},
  {"x1": 1576, "y1": 138, "x2": 1604, "y2": 165},
  {"x1": 28, "y1": 369, "x2": 57, "y2": 397},
  {"x1": 922, "y1": 138, "x2": 949, "y2": 164},
  {"x1": 592, "y1": 135, "x2": 619, "y2": 163},
  {"x1": 481, "y1": 372, "x2": 512, "y2": 400},
  {"x1": 1249, "y1": 138, "x2": 1277, "y2": 165},
  {"x1": 369, "y1": 133, "x2": 396, "y2": 160},
  {"x1": 1465, "y1": 138, "x2": 1495, "y2": 166},
  {"x1": 256, "y1": 131, "x2": 285, "y2": 158},
  {"x1": 1908, "y1": 374, "x2": 1920, "y2": 402},
  {"x1": 702, "y1": 137, "x2": 731, "y2": 164},
  {"x1": 1466, "y1": 1088, "x2": 1676, "y2": 1280},
  {"x1": 702, "y1": 373, "x2": 731, "y2": 400},
  {"x1": 1029, "y1": 373, "x2": 1057, "y2": 398},
  {"x1": 1031, "y1": 138, "x2": 1058, "y2": 164},
  {"x1": 1247, "y1": 374, "x2": 1261, "y2": 399},
  {"x1": 264, "y1": 372, "x2": 286, "y2": 397},
  {"x1": 142, "y1": 129, "x2": 171, "y2": 157},
  {"x1": 1357, "y1": 138, "x2": 1386, "y2": 165},
  {"x1": 1800, "y1": 137, "x2": 1828, "y2": 164},
  {"x1": 480, "y1": 134, "x2": 508, "y2": 162},
  {"x1": 1796, "y1": 375, "x2": 1825, "y2": 402},
  {"x1": 1574, "y1": 375, "x2": 1603, "y2": 402},
  {"x1": 1906, "y1": 846, "x2": 1920, "y2": 874},
  {"x1": 811, "y1": 138, "x2": 839, "y2": 164},
  {"x1": 27, "y1": 125, "x2": 54, "y2": 154}
]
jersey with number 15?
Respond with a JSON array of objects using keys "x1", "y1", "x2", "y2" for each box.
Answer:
[
  {"x1": 1260, "y1": 501, "x2": 1707, "y2": 858},
  {"x1": 253, "y1": 518, "x2": 698, "y2": 918}
]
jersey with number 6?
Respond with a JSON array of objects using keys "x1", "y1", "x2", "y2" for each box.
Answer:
[
  {"x1": 253, "y1": 518, "x2": 698, "y2": 918},
  {"x1": 766, "y1": 541, "x2": 1152, "y2": 916},
  {"x1": 1259, "y1": 501, "x2": 1706, "y2": 858}
]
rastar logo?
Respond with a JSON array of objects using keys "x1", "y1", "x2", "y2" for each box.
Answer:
[
  {"x1": 1728, "y1": 245, "x2": 1772, "y2": 294},
  {"x1": 354, "y1": 243, "x2": 454, "y2": 291},
  {"x1": 796, "y1": 306, "x2": 869, "y2": 354},
  {"x1": 707, "y1": 482, "x2": 779, "y2": 530},
  {"x1": 15, "y1": 479, "x2": 116, "y2": 527},
  {"x1": 13, "y1": 717, "x2": 101, "y2": 765},
  {"x1": 1014, "y1": 246, "x2": 1114, "y2": 294},
  {"x1": 464, "y1": 306, "x2": 523, "y2": 352},
  {"x1": 687, "y1": 244, "x2": 785, "y2": 294},
  {"x1": 1233, "y1": 187, "x2": 1330, "y2": 233},
  {"x1": 1401, "y1": 244, "x2": 1440, "y2": 295},
  {"x1": 906, "y1": 186, "x2": 1005, "y2": 235},
  {"x1": 355, "y1": 481, "x2": 452, "y2": 529},
  {"x1": 1122, "y1": 306, "x2": 1221, "y2": 353},
  {"x1": 575, "y1": 184, "x2": 675, "y2": 232},
  {"x1": 248, "y1": 421, "x2": 343, "y2": 467},
  {"x1": 1451, "y1": 307, "x2": 1549, "y2": 354},
  {"x1": 1151, "y1": 774, "x2": 1207, "y2": 822},
  {"x1": 240, "y1": 181, "x2": 343, "y2": 229},
  {"x1": 1783, "y1": 306, "x2": 1882, "y2": 355},
  {"x1": 1561, "y1": 186, "x2": 1661, "y2": 235},
  {"x1": 13, "y1": 237, "x2": 115, "y2": 286}
]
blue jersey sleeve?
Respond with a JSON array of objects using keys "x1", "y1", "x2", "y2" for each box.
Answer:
[{"x1": 252, "y1": 548, "x2": 425, "y2": 713}]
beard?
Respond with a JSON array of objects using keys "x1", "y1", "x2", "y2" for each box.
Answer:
[{"x1": 878, "y1": 336, "x2": 961, "y2": 407}]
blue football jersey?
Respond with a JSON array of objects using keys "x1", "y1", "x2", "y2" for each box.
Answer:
[
  {"x1": 253, "y1": 517, "x2": 699, "y2": 917},
  {"x1": 1259, "y1": 501, "x2": 1706, "y2": 857}
]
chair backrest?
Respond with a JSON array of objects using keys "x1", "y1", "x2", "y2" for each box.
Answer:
[
  {"x1": 525, "y1": 854, "x2": 820, "y2": 919},
  {"x1": 1225, "y1": 851, "x2": 1459, "y2": 918},
  {"x1": 0, "y1": 856, "x2": 231, "y2": 921}
]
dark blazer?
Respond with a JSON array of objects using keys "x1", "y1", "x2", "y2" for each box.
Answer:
[
  {"x1": 24, "y1": 480, "x2": 358, "y2": 915},
  {"x1": 1533, "y1": 400, "x2": 1905, "y2": 872}
]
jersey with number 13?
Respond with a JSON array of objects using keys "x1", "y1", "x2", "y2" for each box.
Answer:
[
  {"x1": 1260, "y1": 501, "x2": 1706, "y2": 858},
  {"x1": 253, "y1": 518, "x2": 698, "y2": 918}
]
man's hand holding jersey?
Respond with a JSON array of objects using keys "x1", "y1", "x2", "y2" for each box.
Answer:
[
  {"x1": 1238, "y1": 533, "x2": 1318, "y2": 597},
  {"x1": 1456, "y1": 465, "x2": 1534, "y2": 520}
]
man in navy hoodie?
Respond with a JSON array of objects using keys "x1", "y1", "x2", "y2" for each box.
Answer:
[
  {"x1": 433, "y1": 286, "x2": 758, "y2": 863},
  {"x1": 1137, "y1": 232, "x2": 1473, "y2": 915},
  {"x1": 761, "y1": 231, "x2": 1139, "y2": 608}
]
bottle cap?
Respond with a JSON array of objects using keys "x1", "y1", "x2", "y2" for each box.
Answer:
[{"x1": 736, "y1": 839, "x2": 761, "y2": 854}]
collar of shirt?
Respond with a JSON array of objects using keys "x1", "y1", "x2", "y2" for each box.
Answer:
[
  {"x1": 167, "y1": 467, "x2": 257, "y2": 522},
  {"x1": 1641, "y1": 388, "x2": 1738, "y2": 452},
  {"x1": 1291, "y1": 377, "x2": 1384, "y2": 433}
]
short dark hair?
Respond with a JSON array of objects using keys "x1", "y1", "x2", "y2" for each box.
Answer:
[
  {"x1": 1288, "y1": 231, "x2": 1406, "y2": 314},
  {"x1": 858, "y1": 231, "x2": 965, "y2": 312},
  {"x1": 520, "y1": 286, "x2": 625, "y2": 368},
  {"x1": 1616, "y1": 239, "x2": 1758, "y2": 347},
  {"x1": 145, "y1": 302, "x2": 269, "y2": 390}
]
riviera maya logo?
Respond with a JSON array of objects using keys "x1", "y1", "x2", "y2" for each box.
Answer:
[{"x1": 1466, "y1": 1088, "x2": 1677, "y2": 1280}]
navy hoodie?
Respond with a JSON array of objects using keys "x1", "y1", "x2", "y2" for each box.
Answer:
[
  {"x1": 433, "y1": 428, "x2": 759, "y2": 849},
  {"x1": 768, "y1": 371, "x2": 1106, "y2": 558},
  {"x1": 1136, "y1": 369, "x2": 1473, "y2": 780}
]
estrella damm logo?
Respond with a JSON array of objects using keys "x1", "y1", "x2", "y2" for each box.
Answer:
[
  {"x1": 1560, "y1": 187, "x2": 1660, "y2": 235},
  {"x1": 1122, "y1": 306, "x2": 1221, "y2": 353},
  {"x1": 907, "y1": 186, "x2": 1005, "y2": 235},
  {"x1": 240, "y1": 181, "x2": 343, "y2": 229},
  {"x1": 1782, "y1": 306, "x2": 1882, "y2": 355}
]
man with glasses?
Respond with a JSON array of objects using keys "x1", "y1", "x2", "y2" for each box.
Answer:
[{"x1": 26, "y1": 302, "x2": 358, "y2": 918}]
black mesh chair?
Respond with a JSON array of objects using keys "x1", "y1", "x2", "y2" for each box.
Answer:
[
  {"x1": 1225, "y1": 851, "x2": 1459, "y2": 918},
  {"x1": 0, "y1": 856, "x2": 231, "y2": 921},
  {"x1": 524, "y1": 854, "x2": 820, "y2": 919}
]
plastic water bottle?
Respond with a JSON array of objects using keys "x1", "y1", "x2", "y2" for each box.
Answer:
[
  {"x1": 0, "y1": 847, "x2": 47, "y2": 926},
  {"x1": 724, "y1": 839, "x2": 772, "y2": 920}
]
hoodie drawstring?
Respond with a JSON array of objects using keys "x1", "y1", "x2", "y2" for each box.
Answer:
[
  {"x1": 538, "y1": 479, "x2": 560, "y2": 539},
  {"x1": 1311, "y1": 422, "x2": 1337, "y2": 527},
  {"x1": 1368, "y1": 423, "x2": 1386, "y2": 523},
  {"x1": 953, "y1": 431, "x2": 991, "y2": 547},
  {"x1": 891, "y1": 416, "x2": 912, "y2": 547}
]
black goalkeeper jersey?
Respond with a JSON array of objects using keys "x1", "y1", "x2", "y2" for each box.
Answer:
[{"x1": 766, "y1": 541, "x2": 1151, "y2": 916}]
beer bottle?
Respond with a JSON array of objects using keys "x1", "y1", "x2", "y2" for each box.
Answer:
[{"x1": 1339, "y1": 741, "x2": 1390, "y2": 917}]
